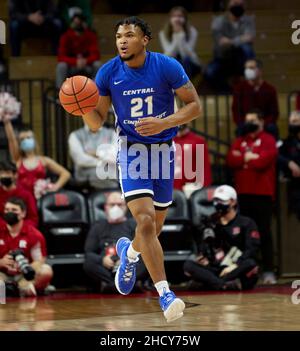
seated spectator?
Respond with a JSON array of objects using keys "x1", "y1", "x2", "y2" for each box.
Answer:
[
  {"x1": 173, "y1": 124, "x2": 212, "y2": 196},
  {"x1": 2, "y1": 116, "x2": 71, "y2": 198},
  {"x1": 227, "y1": 110, "x2": 278, "y2": 284},
  {"x1": 57, "y1": 0, "x2": 92, "y2": 30},
  {"x1": 159, "y1": 6, "x2": 201, "y2": 79},
  {"x1": 204, "y1": 0, "x2": 255, "y2": 92},
  {"x1": 9, "y1": 0, "x2": 62, "y2": 56},
  {"x1": 68, "y1": 123, "x2": 118, "y2": 189},
  {"x1": 232, "y1": 60, "x2": 279, "y2": 139},
  {"x1": 0, "y1": 197, "x2": 53, "y2": 297},
  {"x1": 0, "y1": 161, "x2": 38, "y2": 227},
  {"x1": 279, "y1": 111, "x2": 300, "y2": 219},
  {"x1": 83, "y1": 191, "x2": 147, "y2": 292},
  {"x1": 184, "y1": 185, "x2": 260, "y2": 290},
  {"x1": 56, "y1": 13, "x2": 101, "y2": 88}
]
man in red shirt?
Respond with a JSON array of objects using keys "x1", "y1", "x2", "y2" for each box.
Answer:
[
  {"x1": 227, "y1": 109, "x2": 278, "y2": 284},
  {"x1": 0, "y1": 161, "x2": 38, "y2": 227},
  {"x1": 56, "y1": 13, "x2": 101, "y2": 88},
  {"x1": 0, "y1": 197, "x2": 53, "y2": 297},
  {"x1": 173, "y1": 124, "x2": 212, "y2": 194},
  {"x1": 232, "y1": 59, "x2": 279, "y2": 139}
]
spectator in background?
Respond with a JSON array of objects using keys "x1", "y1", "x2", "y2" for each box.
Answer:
[
  {"x1": 83, "y1": 192, "x2": 147, "y2": 292},
  {"x1": 279, "y1": 111, "x2": 300, "y2": 219},
  {"x1": 227, "y1": 110, "x2": 278, "y2": 284},
  {"x1": 184, "y1": 185, "x2": 260, "y2": 291},
  {"x1": 68, "y1": 123, "x2": 118, "y2": 189},
  {"x1": 2, "y1": 118, "x2": 71, "y2": 199},
  {"x1": 56, "y1": 13, "x2": 101, "y2": 88},
  {"x1": 9, "y1": 0, "x2": 62, "y2": 56},
  {"x1": 57, "y1": 0, "x2": 92, "y2": 30},
  {"x1": 232, "y1": 59, "x2": 279, "y2": 139},
  {"x1": 173, "y1": 124, "x2": 212, "y2": 196},
  {"x1": 204, "y1": 0, "x2": 255, "y2": 92},
  {"x1": 0, "y1": 197, "x2": 53, "y2": 297},
  {"x1": 0, "y1": 161, "x2": 38, "y2": 227},
  {"x1": 159, "y1": 6, "x2": 202, "y2": 79}
]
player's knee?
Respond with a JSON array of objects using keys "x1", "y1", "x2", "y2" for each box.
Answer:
[{"x1": 136, "y1": 212, "x2": 156, "y2": 236}]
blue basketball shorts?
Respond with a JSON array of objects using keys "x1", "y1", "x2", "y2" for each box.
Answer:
[{"x1": 117, "y1": 138, "x2": 175, "y2": 210}]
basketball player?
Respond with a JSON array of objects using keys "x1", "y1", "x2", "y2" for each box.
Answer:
[{"x1": 82, "y1": 17, "x2": 201, "y2": 322}]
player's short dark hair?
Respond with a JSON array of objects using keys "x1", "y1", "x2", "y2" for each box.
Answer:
[
  {"x1": 6, "y1": 197, "x2": 27, "y2": 212},
  {"x1": 115, "y1": 16, "x2": 152, "y2": 40},
  {"x1": 246, "y1": 108, "x2": 264, "y2": 120},
  {"x1": 0, "y1": 160, "x2": 17, "y2": 174}
]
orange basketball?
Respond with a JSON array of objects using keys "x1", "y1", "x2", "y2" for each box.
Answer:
[{"x1": 59, "y1": 75, "x2": 99, "y2": 116}]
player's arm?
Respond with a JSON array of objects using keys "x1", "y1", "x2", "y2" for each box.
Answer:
[
  {"x1": 166, "y1": 80, "x2": 202, "y2": 127},
  {"x1": 135, "y1": 81, "x2": 201, "y2": 137},
  {"x1": 82, "y1": 95, "x2": 111, "y2": 132}
]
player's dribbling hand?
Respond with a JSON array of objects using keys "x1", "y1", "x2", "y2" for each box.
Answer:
[{"x1": 135, "y1": 117, "x2": 167, "y2": 136}]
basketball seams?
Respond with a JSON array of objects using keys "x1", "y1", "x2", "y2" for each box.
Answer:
[
  {"x1": 71, "y1": 76, "x2": 85, "y2": 115},
  {"x1": 70, "y1": 105, "x2": 99, "y2": 115},
  {"x1": 61, "y1": 76, "x2": 90, "y2": 96},
  {"x1": 60, "y1": 89, "x2": 98, "y2": 106},
  {"x1": 59, "y1": 76, "x2": 98, "y2": 116}
]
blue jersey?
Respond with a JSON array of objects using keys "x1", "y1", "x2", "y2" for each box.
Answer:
[{"x1": 95, "y1": 51, "x2": 189, "y2": 143}]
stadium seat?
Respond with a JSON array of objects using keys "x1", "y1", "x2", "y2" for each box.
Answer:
[
  {"x1": 189, "y1": 186, "x2": 218, "y2": 228},
  {"x1": 88, "y1": 190, "x2": 132, "y2": 224},
  {"x1": 87, "y1": 191, "x2": 108, "y2": 223},
  {"x1": 159, "y1": 190, "x2": 194, "y2": 262},
  {"x1": 39, "y1": 190, "x2": 89, "y2": 259}
]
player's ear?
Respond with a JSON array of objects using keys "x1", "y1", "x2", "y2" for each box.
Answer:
[{"x1": 143, "y1": 36, "x2": 149, "y2": 47}]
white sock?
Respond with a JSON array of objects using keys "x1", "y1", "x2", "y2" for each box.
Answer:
[
  {"x1": 126, "y1": 243, "x2": 140, "y2": 262},
  {"x1": 155, "y1": 280, "x2": 171, "y2": 297}
]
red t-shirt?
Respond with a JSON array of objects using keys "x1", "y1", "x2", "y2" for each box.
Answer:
[
  {"x1": 227, "y1": 131, "x2": 278, "y2": 197},
  {"x1": 173, "y1": 131, "x2": 212, "y2": 190},
  {"x1": 0, "y1": 185, "x2": 39, "y2": 227},
  {"x1": 0, "y1": 221, "x2": 46, "y2": 273},
  {"x1": 58, "y1": 28, "x2": 100, "y2": 66},
  {"x1": 232, "y1": 80, "x2": 279, "y2": 126}
]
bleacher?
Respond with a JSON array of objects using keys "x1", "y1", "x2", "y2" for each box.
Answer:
[{"x1": 5, "y1": 3, "x2": 300, "y2": 151}]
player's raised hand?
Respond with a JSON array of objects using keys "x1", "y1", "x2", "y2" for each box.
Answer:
[{"x1": 135, "y1": 117, "x2": 167, "y2": 136}]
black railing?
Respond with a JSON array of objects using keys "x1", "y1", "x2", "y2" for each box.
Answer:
[
  {"x1": 43, "y1": 90, "x2": 233, "y2": 180},
  {"x1": 1, "y1": 79, "x2": 53, "y2": 127}
]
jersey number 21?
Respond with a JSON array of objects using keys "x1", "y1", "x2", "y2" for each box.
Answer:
[{"x1": 131, "y1": 96, "x2": 153, "y2": 117}]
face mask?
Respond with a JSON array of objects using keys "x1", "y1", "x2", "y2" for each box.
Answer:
[
  {"x1": 288, "y1": 125, "x2": 300, "y2": 136},
  {"x1": 20, "y1": 138, "x2": 35, "y2": 152},
  {"x1": 3, "y1": 212, "x2": 20, "y2": 226},
  {"x1": 108, "y1": 205, "x2": 125, "y2": 221},
  {"x1": 229, "y1": 5, "x2": 245, "y2": 18},
  {"x1": 0, "y1": 177, "x2": 13, "y2": 187},
  {"x1": 245, "y1": 68, "x2": 257, "y2": 81},
  {"x1": 241, "y1": 122, "x2": 259, "y2": 135},
  {"x1": 213, "y1": 201, "x2": 231, "y2": 215}
]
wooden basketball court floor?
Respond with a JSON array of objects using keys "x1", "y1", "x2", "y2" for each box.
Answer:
[{"x1": 0, "y1": 286, "x2": 299, "y2": 331}]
